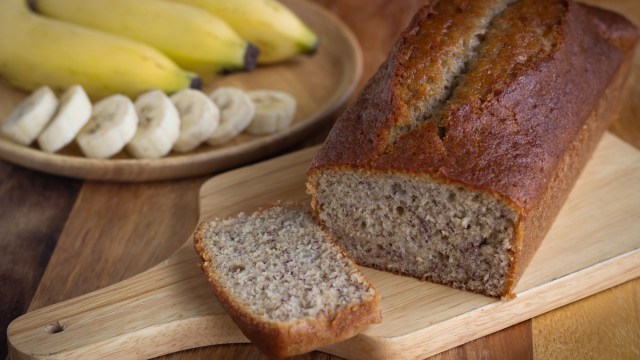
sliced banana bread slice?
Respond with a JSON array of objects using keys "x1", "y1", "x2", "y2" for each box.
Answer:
[{"x1": 194, "y1": 204, "x2": 381, "y2": 359}]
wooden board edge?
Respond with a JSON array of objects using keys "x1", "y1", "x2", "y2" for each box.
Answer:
[
  {"x1": 322, "y1": 248, "x2": 640, "y2": 360},
  {"x1": 8, "y1": 133, "x2": 639, "y2": 359},
  {"x1": 197, "y1": 146, "x2": 319, "y2": 218}
]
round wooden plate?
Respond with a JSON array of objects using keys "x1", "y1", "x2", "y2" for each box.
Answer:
[{"x1": 0, "y1": 0, "x2": 362, "y2": 182}]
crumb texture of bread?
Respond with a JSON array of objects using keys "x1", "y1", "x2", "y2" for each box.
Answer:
[
  {"x1": 195, "y1": 205, "x2": 381, "y2": 359},
  {"x1": 307, "y1": 0, "x2": 639, "y2": 297},
  {"x1": 315, "y1": 171, "x2": 518, "y2": 297}
]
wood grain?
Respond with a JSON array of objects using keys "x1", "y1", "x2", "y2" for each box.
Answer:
[
  {"x1": 8, "y1": 133, "x2": 640, "y2": 360},
  {"x1": 27, "y1": 178, "x2": 204, "y2": 310},
  {"x1": 430, "y1": 322, "x2": 532, "y2": 360},
  {"x1": 0, "y1": 0, "x2": 362, "y2": 182},
  {"x1": 0, "y1": 164, "x2": 81, "y2": 359},
  {"x1": 533, "y1": 279, "x2": 639, "y2": 359}
]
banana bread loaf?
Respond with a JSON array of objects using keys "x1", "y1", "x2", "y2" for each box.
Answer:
[
  {"x1": 195, "y1": 204, "x2": 381, "y2": 359},
  {"x1": 307, "y1": 0, "x2": 639, "y2": 297}
]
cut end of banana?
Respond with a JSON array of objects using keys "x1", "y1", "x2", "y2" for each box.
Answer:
[
  {"x1": 38, "y1": 85, "x2": 92, "y2": 153},
  {"x1": 171, "y1": 89, "x2": 219, "y2": 153},
  {"x1": 300, "y1": 36, "x2": 319, "y2": 56},
  {"x1": 245, "y1": 90, "x2": 297, "y2": 135},
  {"x1": 127, "y1": 90, "x2": 180, "y2": 159},
  {"x1": 189, "y1": 75, "x2": 203, "y2": 91},
  {"x1": 244, "y1": 44, "x2": 260, "y2": 72},
  {"x1": 76, "y1": 94, "x2": 138, "y2": 159},
  {"x1": 207, "y1": 87, "x2": 255, "y2": 146},
  {"x1": 1, "y1": 86, "x2": 59, "y2": 146},
  {"x1": 27, "y1": 0, "x2": 38, "y2": 12}
]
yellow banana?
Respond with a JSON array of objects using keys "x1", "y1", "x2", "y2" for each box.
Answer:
[
  {"x1": 0, "y1": 0, "x2": 198, "y2": 99},
  {"x1": 169, "y1": 0, "x2": 319, "y2": 64},
  {"x1": 31, "y1": 0, "x2": 258, "y2": 77}
]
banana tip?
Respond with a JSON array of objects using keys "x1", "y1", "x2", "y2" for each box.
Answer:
[
  {"x1": 27, "y1": 0, "x2": 39, "y2": 12},
  {"x1": 244, "y1": 44, "x2": 260, "y2": 72},
  {"x1": 189, "y1": 76, "x2": 202, "y2": 90},
  {"x1": 301, "y1": 38, "x2": 320, "y2": 56}
]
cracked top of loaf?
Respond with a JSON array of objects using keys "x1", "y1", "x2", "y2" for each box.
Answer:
[{"x1": 309, "y1": 0, "x2": 639, "y2": 211}]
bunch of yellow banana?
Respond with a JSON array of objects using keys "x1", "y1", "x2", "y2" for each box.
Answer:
[
  {"x1": 0, "y1": 0, "x2": 318, "y2": 100},
  {"x1": 31, "y1": 0, "x2": 259, "y2": 77},
  {"x1": 0, "y1": 0, "x2": 199, "y2": 99},
  {"x1": 170, "y1": 0, "x2": 319, "y2": 64}
]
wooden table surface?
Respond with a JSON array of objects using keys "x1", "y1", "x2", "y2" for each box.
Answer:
[{"x1": 2, "y1": 1, "x2": 639, "y2": 359}]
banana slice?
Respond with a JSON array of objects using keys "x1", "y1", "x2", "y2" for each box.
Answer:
[
  {"x1": 127, "y1": 90, "x2": 180, "y2": 159},
  {"x1": 170, "y1": 89, "x2": 219, "y2": 153},
  {"x1": 76, "y1": 94, "x2": 139, "y2": 159},
  {"x1": 1, "y1": 86, "x2": 58, "y2": 145},
  {"x1": 246, "y1": 90, "x2": 296, "y2": 135},
  {"x1": 207, "y1": 87, "x2": 255, "y2": 146},
  {"x1": 37, "y1": 85, "x2": 92, "y2": 153}
]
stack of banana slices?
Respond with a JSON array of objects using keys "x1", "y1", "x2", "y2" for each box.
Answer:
[{"x1": 1, "y1": 85, "x2": 297, "y2": 159}]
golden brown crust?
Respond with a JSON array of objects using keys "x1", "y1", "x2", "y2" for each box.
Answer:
[
  {"x1": 194, "y1": 211, "x2": 382, "y2": 359},
  {"x1": 310, "y1": 0, "x2": 632, "y2": 207},
  {"x1": 308, "y1": 0, "x2": 639, "y2": 297},
  {"x1": 505, "y1": 47, "x2": 637, "y2": 295}
]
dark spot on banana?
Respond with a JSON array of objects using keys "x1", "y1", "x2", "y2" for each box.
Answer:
[
  {"x1": 189, "y1": 76, "x2": 202, "y2": 90},
  {"x1": 27, "y1": 0, "x2": 39, "y2": 12},
  {"x1": 87, "y1": 112, "x2": 114, "y2": 135},
  {"x1": 11, "y1": 98, "x2": 35, "y2": 122},
  {"x1": 87, "y1": 122, "x2": 101, "y2": 135},
  {"x1": 140, "y1": 106, "x2": 154, "y2": 126},
  {"x1": 244, "y1": 44, "x2": 260, "y2": 72},
  {"x1": 300, "y1": 38, "x2": 320, "y2": 56},
  {"x1": 181, "y1": 104, "x2": 193, "y2": 116}
]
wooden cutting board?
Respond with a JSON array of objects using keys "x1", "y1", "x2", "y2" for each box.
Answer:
[{"x1": 7, "y1": 132, "x2": 640, "y2": 360}]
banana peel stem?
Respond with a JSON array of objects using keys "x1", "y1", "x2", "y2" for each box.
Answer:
[
  {"x1": 27, "y1": 0, "x2": 38, "y2": 12},
  {"x1": 244, "y1": 43, "x2": 260, "y2": 71},
  {"x1": 300, "y1": 38, "x2": 320, "y2": 56},
  {"x1": 218, "y1": 43, "x2": 259, "y2": 74},
  {"x1": 189, "y1": 75, "x2": 202, "y2": 90}
]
